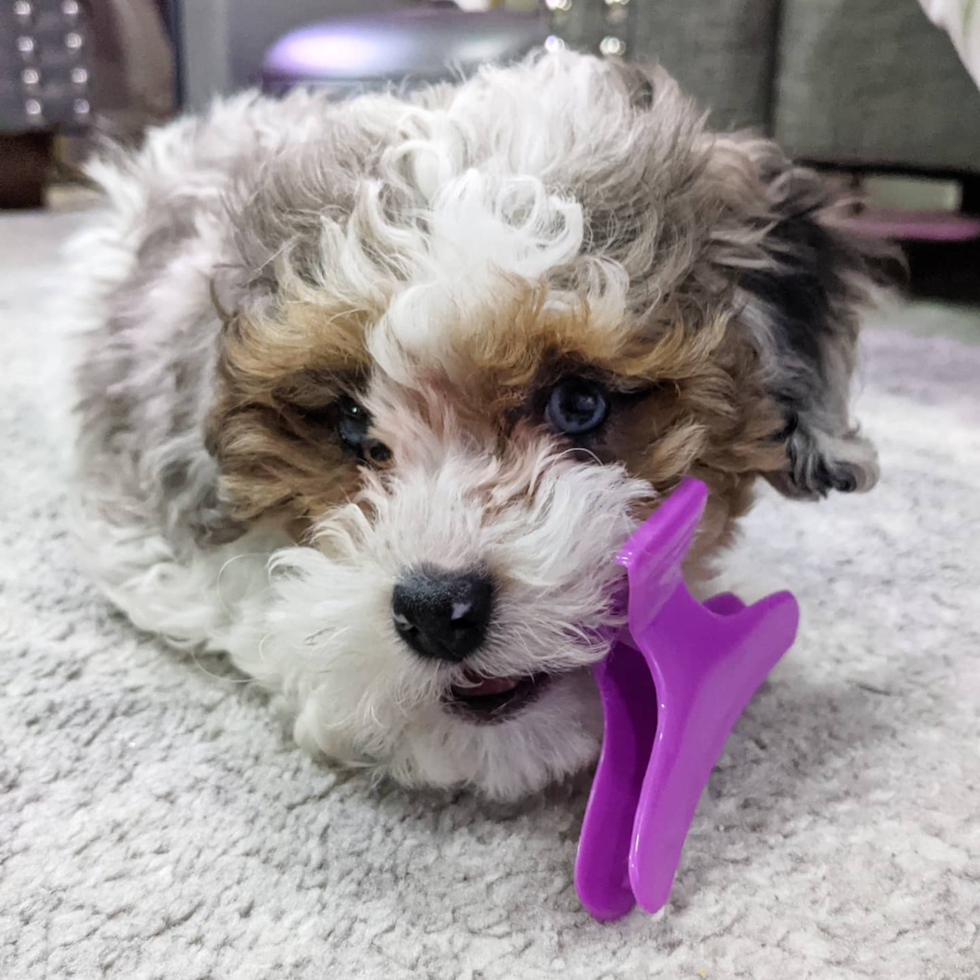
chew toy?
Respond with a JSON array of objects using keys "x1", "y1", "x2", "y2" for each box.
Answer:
[{"x1": 575, "y1": 477, "x2": 799, "y2": 921}]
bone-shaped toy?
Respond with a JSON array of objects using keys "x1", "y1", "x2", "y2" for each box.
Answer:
[{"x1": 575, "y1": 477, "x2": 800, "y2": 921}]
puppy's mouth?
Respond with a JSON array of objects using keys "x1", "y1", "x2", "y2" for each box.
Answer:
[{"x1": 445, "y1": 669, "x2": 552, "y2": 723}]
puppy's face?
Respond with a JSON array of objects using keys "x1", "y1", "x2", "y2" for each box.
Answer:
[
  {"x1": 210, "y1": 285, "x2": 784, "y2": 796},
  {"x1": 204, "y1": 58, "x2": 884, "y2": 798}
]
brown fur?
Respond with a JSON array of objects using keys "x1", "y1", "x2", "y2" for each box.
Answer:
[
  {"x1": 208, "y1": 279, "x2": 787, "y2": 560},
  {"x1": 206, "y1": 304, "x2": 373, "y2": 522}
]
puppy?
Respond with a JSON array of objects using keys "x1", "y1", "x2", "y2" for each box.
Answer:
[{"x1": 70, "y1": 51, "x2": 883, "y2": 800}]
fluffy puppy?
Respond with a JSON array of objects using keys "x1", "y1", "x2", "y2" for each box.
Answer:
[{"x1": 70, "y1": 51, "x2": 883, "y2": 800}]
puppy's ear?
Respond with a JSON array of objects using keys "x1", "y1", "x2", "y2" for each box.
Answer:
[{"x1": 714, "y1": 139, "x2": 894, "y2": 499}]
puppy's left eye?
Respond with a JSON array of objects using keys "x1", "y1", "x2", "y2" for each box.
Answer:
[{"x1": 545, "y1": 377, "x2": 609, "y2": 436}]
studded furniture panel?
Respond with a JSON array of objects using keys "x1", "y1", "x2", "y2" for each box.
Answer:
[{"x1": 0, "y1": 0, "x2": 92, "y2": 133}]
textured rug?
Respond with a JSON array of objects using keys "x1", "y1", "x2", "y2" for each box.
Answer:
[{"x1": 2, "y1": 209, "x2": 978, "y2": 980}]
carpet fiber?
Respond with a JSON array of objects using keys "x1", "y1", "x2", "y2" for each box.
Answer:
[{"x1": 2, "y1": 209, "x2": 978, "y2": 979}]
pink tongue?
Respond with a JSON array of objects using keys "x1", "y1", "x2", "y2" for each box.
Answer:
[{"x1": 456, "y1": 674, "x2": 520, "y2": 697}]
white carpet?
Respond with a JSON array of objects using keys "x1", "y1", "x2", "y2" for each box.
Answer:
[{"x1": 2, "y1": 209, "x2": 978, "y2": 980}]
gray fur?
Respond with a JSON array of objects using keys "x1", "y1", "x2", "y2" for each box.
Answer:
[{"x1": 74, "y1": 51, "x2": 883, "y2": 552}]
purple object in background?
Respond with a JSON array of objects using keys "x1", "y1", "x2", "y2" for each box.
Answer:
[
  {"x1": 575, "y1": 478, "x2": 800, "y2": 921},
  {"x1": 260, "y1": 5, "x2": 548, "y2": 96},
  {"x1": 846, "y1": 207, "x2": 980, "y2": 243}
]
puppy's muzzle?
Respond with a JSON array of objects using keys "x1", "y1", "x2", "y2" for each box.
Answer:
[{"x1": 391, "y1": 565, "x2": 495, "y2": 663}]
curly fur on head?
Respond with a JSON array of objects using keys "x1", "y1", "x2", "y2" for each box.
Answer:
[{"x1": 70, "y1": 50, "x2": 885, "y2": 800}]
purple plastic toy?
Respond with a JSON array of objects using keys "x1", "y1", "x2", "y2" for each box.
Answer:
[{"x1": 575, "y1": 477, "x2": 799, "y2": 921}]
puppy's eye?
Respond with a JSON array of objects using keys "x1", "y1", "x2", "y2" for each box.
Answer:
[
  {"x1": 336, "y1": 395, "x2": 391, "y2": 464},
  {"x1": 545, "y1": 377, "x2": 609, "y2": 435}
]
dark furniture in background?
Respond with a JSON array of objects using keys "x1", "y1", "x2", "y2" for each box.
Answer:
[
  {"x1": 1, "y1": 0, "x2": 92, "y2": 206},
  {"x1": 2, "y1": 0, "x2": 978, "y2": 216},
  {"x1": 557, "y1": 0, "x2": 980, "y2": 180}
]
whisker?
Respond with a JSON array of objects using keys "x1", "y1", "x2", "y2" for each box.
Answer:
[
  {"x1": 188, "y1": 646, "x2": 253, "y2": 685},
  {"x1": 550, "y1": 445, "x2": 603, "y2": 468},
  {"x1": 215, "y1": 551, "x2": 270, "y2": 611}
]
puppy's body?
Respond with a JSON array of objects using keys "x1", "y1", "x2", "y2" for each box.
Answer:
[{"x1": 71, "y1": 52, "x2": 880, "y2": 799}]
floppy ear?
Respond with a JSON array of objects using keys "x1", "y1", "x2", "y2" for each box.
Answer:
[{"x1": 716, "y1": 139, "x2": 894, "y2": 499}]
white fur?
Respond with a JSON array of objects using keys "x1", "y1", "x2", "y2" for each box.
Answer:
[{"x1": 237, "y1": 443, "x2": 649, "y2": 797}]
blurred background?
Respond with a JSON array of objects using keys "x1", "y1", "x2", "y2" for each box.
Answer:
[{"x1": 1, "y1": 0, "x2": 979, "y2": 299}]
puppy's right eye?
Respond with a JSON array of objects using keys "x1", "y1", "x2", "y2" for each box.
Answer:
[
  {"x1": 336, "y1": 395, "x2": 391, "y2": 464},
  {"x1": 336, "y1": 395, "x2": 369, "y2": 447}
]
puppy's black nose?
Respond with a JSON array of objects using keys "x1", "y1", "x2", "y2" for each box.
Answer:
[{"x1": 392, "y1": 566, "x2": 495, "y2": 663}]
